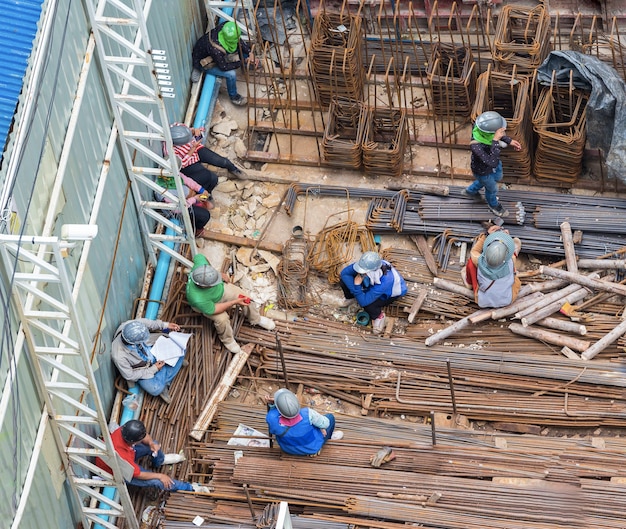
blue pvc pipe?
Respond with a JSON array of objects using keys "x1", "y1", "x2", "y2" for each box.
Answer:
[{"x1": 192, "y1": 74, "x2": 219, "y2": 131}]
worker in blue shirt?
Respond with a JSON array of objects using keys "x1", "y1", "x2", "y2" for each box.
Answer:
[{"x1": 339, "y1": 251, "x2": 407, "y2": 334}]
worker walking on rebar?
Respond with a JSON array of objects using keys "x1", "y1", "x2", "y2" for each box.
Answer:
[
  {"x1": 339, "y1": 251, "x2": 407, "y2": 334},
  {"x1": 265, "y1": 389, "x2": 343, "y2": 456},
  {"x1": 461, "y1": 111, "x2": 522, "y2": 218},
  {"x1": 463, "y1": 225, "x2": 522, "y2": 308},
  {"x1": 185, "y1": 253, "x2": 275, "y2": 354},
  {"x1": 95, "y1": 420, "x2": 210, "y2": 493}
]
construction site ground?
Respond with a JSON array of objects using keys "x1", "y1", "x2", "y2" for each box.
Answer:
[{"x1": 120, "y1": 87, "x2": 626, "y2": 529}]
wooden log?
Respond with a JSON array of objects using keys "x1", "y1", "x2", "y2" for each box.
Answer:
[
  {"x1": 535, "y1": 317, "x2": 587, "y2": 336},
  {"x1": 491, "y1": 422, "x2": 542, "y2": 435},
  {"x1": 560, "y1": 346, "x2": 580, "y2": 360},
  {"x1": 387, "y1": 182, "x2": 449, "y2": 196},
  {"x1": 424, "y1": 308, "x2": 492, "y2": 346},
  {"x1": 198, "y1": 230, "x2": 283, "y2": 253},
  {"x1": 410, "y1": 235, "x2": 438, "y2": 276},
  {"x1": 490, "y1": 291, "x2": 544, "y2": 320},
  {"x1": 560, "y1": 222, "x2": 578, "y2": 273},
  {"x1": 577, "y1": 259, "x2": 626, "y2": 269},
  {"x1": 190, "y1": 343, "x2": 254, "y2": 441},
  {"x1": 432, "y1": 277, "x2": 473, "y2": 298},
  {"x1": 509, "y1": 323, "x2": 590, "y2": 352},
  {"x1": 540, "y1": 266, "x2": 626, "y2": 296},
  {"x1": 581, "y1": 317, "x2": 626, "y2": 360},
  {"x1": 515, "y1": 283, "x2": 583, "y2": 319},
  {"x1": 405, "y1": 289, "x2": 427, "y2": 323},
  {"x1": 518, "y1": 279, "x2": 567, "y2": 295},
  {"x1": 521, "y1": 287, "x2": 589, "y2": 327}
]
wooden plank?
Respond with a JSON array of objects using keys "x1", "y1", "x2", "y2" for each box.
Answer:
[
  {"x1": 190, "y1": 343, "x2": 254, "y2": 441},
  {"x1": 405, "y1": 289, "x2": 427, "y2": 323},
  {"x1": 361, "y1": 394, "x2": 373, "y2": 416},
  {"x1": 491, "y1": 422, "x2": 542, "y2": 435},
  {"x1": 410, "y1": 235, "x2": 438, "y2": 276},
  {"x1": 198, "y1": 230, "x2": 283, "y2": 253}
]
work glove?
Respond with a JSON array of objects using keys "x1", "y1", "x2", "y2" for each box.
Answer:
[{"x1": 370, "y1": 446, "x2": 396, "y2": 468}]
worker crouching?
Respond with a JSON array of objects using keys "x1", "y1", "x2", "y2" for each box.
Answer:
[
  {"x1": 464, "y1": 225, "x2": 522, "y2": 308},
  {"x1": 266, "y1": 389, "x2": 343, "y2": 456}
]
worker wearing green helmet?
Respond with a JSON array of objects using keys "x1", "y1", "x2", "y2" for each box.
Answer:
[{"x1": 191, "y1": 21, "x2": 258, "y2": 106}]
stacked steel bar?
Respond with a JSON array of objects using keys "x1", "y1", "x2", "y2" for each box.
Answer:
[
  {"x1": 237, "y1": 316, "x2": 626, "y2": 426},
  {"x1": 493, "y1": 5, "x2": 552, "y2": 76},
  {"x1": 426, "y1": 42, "x2": 477, "y2": 118},
  {"x1": 533, "y1": 205, "x2": 626, "y2": 233},
  {"x1": 532, "y1": 86, "x2": 588, "y2": 183},
  {"x1": 321, "y1": 98, "x2": 367, "y2": 169},
  {"x1": 362, "y1": 108, "x2": 408, "y2": 178},
  {"x1": 309, "y1": 12, "x2": 364, "y2": 107},
  {"x1": 418, "y1": 196, "x2": 526, "y2": 225},
  {"x1": 472, "y1": 68, "x2": 534, "y2": 181}
]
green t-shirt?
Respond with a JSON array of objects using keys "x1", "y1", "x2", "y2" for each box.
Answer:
[{"x1": 186, "y1": 254, "x2": 225, "y2": 315}]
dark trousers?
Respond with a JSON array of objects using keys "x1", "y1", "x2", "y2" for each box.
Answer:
[
  {"x1": 339, "y1": 280, "x2": 400, "y2": 320},
  {"x1": 181, "y1": 163, "x2": 218, "y2": 192},
  {"x1": 197, "y1": 147, "x2": 237, "y2": 172}
]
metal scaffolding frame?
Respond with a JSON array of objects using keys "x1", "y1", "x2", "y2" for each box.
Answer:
[
  {"x1": 84, "y1": 0, "x2": 197, "y2": 270},
  {"x1": 0, "y1": 235, "x2": 138, "y2": 529}
]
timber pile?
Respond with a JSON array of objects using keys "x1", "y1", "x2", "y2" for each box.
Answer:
[{"x1": 161, "y1": 403, "x2": 626, "y2": 529}]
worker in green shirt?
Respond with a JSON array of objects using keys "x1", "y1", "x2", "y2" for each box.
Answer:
[{"x1": 186, "y1": 254, "x2": 275, "y2": 353}]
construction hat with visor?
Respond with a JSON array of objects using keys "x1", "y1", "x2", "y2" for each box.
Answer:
[
  {"x1": 121, "y1": 420, "x2": 147, "y2": 444},
  {"x1": 191, "y1": 265, "x2": 222, "y2": 288},
  {"x1": 274, "y1": 388, "x2": 300, "y2": 419},
  {"x1": 353, "y1": 251, "x2": 382, "y2": 274},
  {"x1": 170, "y1": 124, "x2": 193, "y2": 146},
  {"x1": 475, "y1": 111, "x2": 507, "y2": 133},
  {"x1": 121, "y1": 321, "x2": 150, "y2": 345}
]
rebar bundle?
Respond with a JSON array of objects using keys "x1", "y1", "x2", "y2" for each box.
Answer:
[
  {"x1": 362, "y1": 108, "x2": 408, "y2": 178},
  {"x1": 426, "y1": 43, "x2": 477, "y2": 118},
  {"x1": 533, "y1": 205, "x2": 626, "y2": 234},
  {"x1": 309, "y1": 12, "x2": 364, "y2": 107},
  {"x1": 276, "y1": 235, "x2": 311, "y2": 314},
  {"x1": 532, "y1": 86, "x2": 588, "y2": 183},
  {"x1": 321, "y1": 99, "x2": 367, "y2": 169},
  {"x1": 308, "y1": 220, "x2": 376, "y2": 283},
  {"x1": 418, "y1": 196, "x2": 527, "y2": 225},
  {"x1": 493, "y1": 5, "x2": 552, "y2": 76},
  {"x1": 472, "y1": 68, "x2": 534, "y2": 181}
]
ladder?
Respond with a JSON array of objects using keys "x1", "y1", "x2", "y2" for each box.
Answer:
[
  {"x1": 0, "y1": 234, "x2": 138, "y2": 529},
  {"x1": 85, "y1": 0, "x2": 197, "y2": 270}
]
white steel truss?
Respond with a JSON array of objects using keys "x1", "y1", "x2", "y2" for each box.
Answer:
[
  {"x1": 84, "y1": 0, "x2": 196, "y2": 270},
  {"x1": 0, "y1": 235, "x2": 138, "y2": 529}
]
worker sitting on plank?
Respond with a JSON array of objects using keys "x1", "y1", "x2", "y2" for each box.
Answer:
[
  {"x1": 339, "y1": 251, "x2": 407, "y2": 334},
  {"x1": 463, "y1": 225, "x2": 522, "y2": 308},
  {"x1": 266, "y1": 389, "x2": 343, "y2": 456},
  {"x1": 96, "y1": 420, "x2": 210, "y2": 493}
]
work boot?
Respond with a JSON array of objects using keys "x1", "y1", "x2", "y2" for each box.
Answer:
[
  {"x1": 488, "y1": 202, "x2": 509, "y2": 218},
  {"x1": 192, "y1": 483, "x2": 212, "y2": 493},
  {"x1": 223, "y1": 341, "x2": 242, "y2": 354},
  {"x1": 372, "y1": 313, "x2": 386, "y2": 335},
  {"x1": 182, "y1": 358, "x2": 189, "y2": 367},
  {"x1": 256, "y1": 316, "x2": 276, "y2": 331},
  {"x1": 230, "y1": 94, "x2": 247, "y2": 106},
  {"x1": 159, "y1": 388, "x2": 172, "y2": 404},
  {"x1": 331, "y1": 430, "x2": 344, "y2": 440},
  {"x1": 190, "y1": 68, "x2": 202, "y2": 83},
  {"x1": 162, "y1": 452, "x2": 186, "y2": 465},
  {"x1": 339, "y1": 298, "x2": 357, "y2": 308},
  {"x1": 229, "y1": 166, "x2": 247, "y2": 179}
]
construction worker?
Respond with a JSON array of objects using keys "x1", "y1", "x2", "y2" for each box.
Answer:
[
  {"x1": 265, "y1": 389, "x2": 343, "y2": 456},
  {"x1": 111, "y1": 319, "x2": 185, "y2": 404},
  {"x1": 339, "y1": 251, "x2": 407, "y2": 334},
  {"x1": 461, "y1": 111, "x2": 522, "y2": 217},
  {"x1": 463, "y1": 225, "x2": 522, "y2": 308},
  {"x1": 167, "y1": 123, "x2": 246, "y2": 195},
  {"x1": 95, "y1": 420, "x2": 210, "y2": 493},
  {"x1": 190, "y1": 21, "x2": 256, "y2": 106},
  {"x1": 185, "y1": 253, "x2": 275, "y2": 354}
]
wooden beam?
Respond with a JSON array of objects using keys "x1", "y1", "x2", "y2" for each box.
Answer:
[{"x1": 198, "y1": 230, "x2": 283, "y2": 253}]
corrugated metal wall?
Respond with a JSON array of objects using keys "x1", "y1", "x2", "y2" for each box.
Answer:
[{"x1": 0, "y1": 0, "x2": 206, "y2": 526}]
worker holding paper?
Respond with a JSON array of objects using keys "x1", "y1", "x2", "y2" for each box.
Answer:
[{"x1": 111, "y1": 319, "x2": 187, "y2": 404}]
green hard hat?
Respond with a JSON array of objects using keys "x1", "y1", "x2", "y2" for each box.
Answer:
[{"x1": 218, "y1": 22, "x2": 241, "y2": 53}]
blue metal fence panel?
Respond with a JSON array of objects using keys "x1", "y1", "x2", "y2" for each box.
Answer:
[{"x1": 0, "y1": 0, "x2": 44, "y2": 155}]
